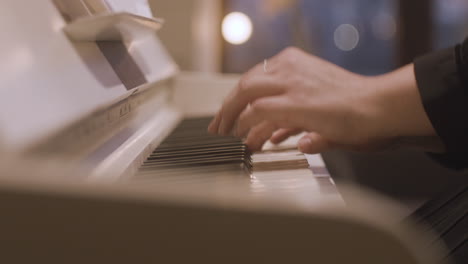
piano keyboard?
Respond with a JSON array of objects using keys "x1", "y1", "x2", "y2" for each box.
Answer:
[{"x1": 132, "y1": 117, "x2": 341, "y2": 206}]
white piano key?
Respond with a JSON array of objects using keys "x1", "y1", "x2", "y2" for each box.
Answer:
[{"x1": 129, "y1": 117, "x2": 342, "y2": 207}]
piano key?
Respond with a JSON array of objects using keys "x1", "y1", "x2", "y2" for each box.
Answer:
[
  {"x1": 157, "y1": 139, "x2": 243, "y2": 149},
  {"x1": 149, "y1": 145, "x2": 247, "y2": 158},
  {"x1": 136, "y1": 163, "x2": 245, "y2": 176},
  {"x1": 145, "y1": 147, "x2": 249, "y2": 159},
  {"x1": 130, "y1": 116, "x2": 342, "y2": 206},
  {"x1": 133, "y1": 116, "x2": 333, "y2": 205},
  {"x1": 154, "y1": 143, "x2": 244, "y2": 154},
  {"x1": 142, "y1": 152, "x2": 251, "y2": 164},
  {"x1": 140, "y1": 157, "x2": 251, "y2": 169}
]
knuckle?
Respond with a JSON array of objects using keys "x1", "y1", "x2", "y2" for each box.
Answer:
[
  {"x1": 282, "y1": 46, "x2": 300, "y2": 56},
  {"x1": 250, "y1": 100, "x2": 268, "y2": 113},
  {"x1": 278, "y1": 47, "x2": 302, "y2": 67},
  {"x1": 237, "y1": 76, "x2": 251, "y2": 93},
  {"x1": 277, "y1": 76, "x2": 292, "y2": 88},
  {"x1": 288, "y1": 75, "x2": 303, "y2": 87},
  {"x1": 237, "y1": 109, "x2": 249, "y2": 124}
]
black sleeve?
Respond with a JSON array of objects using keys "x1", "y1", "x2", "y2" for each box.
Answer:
[{"x1": 414, "y1": 37, "x2": 468, "y2": 170}]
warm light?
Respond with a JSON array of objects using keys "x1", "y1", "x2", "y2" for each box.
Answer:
[
  {"x1": 222, "y1": 12, "x2": 253, "y2": 45},
  {"x1": 334, "y1": 24, "x2": 360, "y2": 51}
]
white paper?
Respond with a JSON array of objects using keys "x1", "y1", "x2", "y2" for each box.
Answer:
[{"x1": 104, "y1": 0, "x2": 153, "y2": 18}]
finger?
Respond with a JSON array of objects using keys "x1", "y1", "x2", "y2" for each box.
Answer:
[
  {"x1": 298, "y1": 132, "x2": 333, "y2": 154},
  {"x1": 214, "y1": 64, "x2": 262, "y2": 135},
  {"x1": 236, "y1": 96, "x2": 303, "y2": 137},
  {"x1": 244, "y1": 122, "x2": 278, "y2": 152},
  {"x1": 270, "y1": 128, "x2": 303, "y2": 144},
  {"x1": 208, "y1": 110, "x2": 222, "y2": 134},
  {"x1": 217, "y1": 74, "x2": 285, "y2": 135},
  {"x1": 211, "y1": 54, "x2": 285, "y2": 135},
  {"x1": 211, "y1": 56, "x2": 284, "y2": 135},
  {"x1": 234, "y1": 104, "x2": 254, "y2": 138}
]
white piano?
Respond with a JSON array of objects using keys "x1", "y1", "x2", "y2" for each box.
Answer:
[{"x1": 0, "y1": 1, "x2": 447, "y2": 263}]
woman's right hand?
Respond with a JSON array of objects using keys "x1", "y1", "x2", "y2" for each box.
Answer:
[{"x1": 208, "y1": 47, "x2": 441, "y2": 153}]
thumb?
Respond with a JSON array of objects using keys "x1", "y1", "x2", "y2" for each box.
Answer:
[{"x1": 298, "y1": 132, "x2": 332, "y2": 154}]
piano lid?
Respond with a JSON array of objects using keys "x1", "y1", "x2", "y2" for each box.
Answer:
[{"x1": 0, "y1": 0, "x2": 178, "y2": 153}]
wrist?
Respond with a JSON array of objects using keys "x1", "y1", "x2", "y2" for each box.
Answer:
[{"x1": 366, "y1": 64, "x2": 443, "y2": 150}]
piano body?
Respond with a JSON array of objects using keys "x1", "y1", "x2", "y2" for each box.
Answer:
[{"x1": 0, "y1": 1, "x2": 448, "y2": 263}]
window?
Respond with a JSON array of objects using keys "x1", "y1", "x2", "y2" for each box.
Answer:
[
  {"x1": 433, "y1": 0, "x2": 468, "y2": 49},
  {"x1": 223, "y1": 0, "x2": 397, "y2": 75}
]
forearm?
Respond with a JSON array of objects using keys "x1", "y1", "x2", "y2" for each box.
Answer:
[{"x1": 364, "y1": 37, "x2": 468, "y2": 157}]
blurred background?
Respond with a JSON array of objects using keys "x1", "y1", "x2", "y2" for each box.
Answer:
[
  {"x1": 149, "y1": 0, "x2": 468, "y2": 75},
  {"x1": 147, "y1": 0, "x2": 468, "y2": 200}
]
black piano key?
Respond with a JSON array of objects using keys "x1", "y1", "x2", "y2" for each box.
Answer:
[
  {"x1": 141, "y1": 157, "x2": 251, "y2": 171},
  {"x1": 136, "y1": 117, "x2": 252, "y2": 178},
  {"x1": 148, "y1": 147, "x2": 247, "y2": 159},
  {"x1": 148, "y1": 146, "x2": 246, "y2": 158},
  {"x1": 158, "y1": 138, "x2": 242, "y2": 147},
  {"x1": 155, "y1": 142, "x2": 244, "y2": 152}
]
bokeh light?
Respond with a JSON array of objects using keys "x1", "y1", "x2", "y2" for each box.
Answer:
[
  {"x1": 222, "y1": 12, "x2": 253, "y2": 45},
  {"x1": 333, "y1": 24, "x2": 360, "y2": 51}
]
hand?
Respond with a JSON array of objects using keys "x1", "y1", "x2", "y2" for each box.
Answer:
[{"x1": 208, "y1": 47, "x2": 439, "y2": 153}]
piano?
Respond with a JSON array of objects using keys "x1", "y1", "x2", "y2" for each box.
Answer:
[{"x1": 0, "y1": 1, "x2": 448, "y2": 263}]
